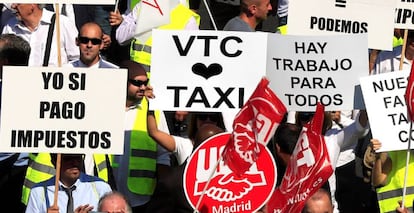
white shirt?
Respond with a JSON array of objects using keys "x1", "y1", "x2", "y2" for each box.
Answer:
[
  {"x1": 172, "y1": 136, "x2": 193, "y2": 165},
  {"x1": 116, "y1": 2, "x2": 199, "y2": 45},
  {"x1": 2, "y1": 9, "x2": 79, "y2": 66},
  {"x1": 324, "y1": 112, "x2": 369, "y2": 213},
  {"x1": 371, "y1": 45, "x2": 412, "y2": 74}
]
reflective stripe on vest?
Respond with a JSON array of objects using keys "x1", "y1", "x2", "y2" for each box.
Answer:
[
  {"x1": 126, "y1": 98, "x2": 160, "y2": 195},
  {"x1": 22, "y1": 153, "x2": 55, "y2": 205},
  {"x1": 93, "y1": 154, "x2": 109, "y2": 182},
  {"x1": 130, "y1": 4, "x2": 200, "y2": 69},
  {"x1": 377, "y1": 151, "x2": 414, "y2": 213},
  {"x1": 22, "y1": 153, "x2": 110, "y2": 204}
]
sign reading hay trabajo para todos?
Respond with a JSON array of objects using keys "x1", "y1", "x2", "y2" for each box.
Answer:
[
  {"x1": 0, "y1": 67, "x2": 127, "y2": 154},
  {"x1": 149, "y1": 29, "x2": 267, "y2": 112},
  {"x1": 266, "y1": 34, "x2": 368, "y2": 111},
  {"x1": 360, "y1": 70, "x2": 414, "y2": 152},
  {"x1": 288, "y1": 0, "x2": 395, "y2": 51}
]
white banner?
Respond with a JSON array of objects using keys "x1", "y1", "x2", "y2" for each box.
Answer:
[
  {"x1": 360, "y1": 70, "x2": 414, "y2": 152},
  {"x1": 150, "y1": 29, "x2": 267, "y2": 112},
  {"x1": 0, "y1": 67, "x2": 127, "y2": 154},
  {"x1": 288, "y1": 0, "x2": 396, "y2": 51},
  {"x1": 395, "y1": 0, "x2": 414, "y2": 29},
  {"x1": 266, "y1": 34, "x2": 368, "y2": 111}
]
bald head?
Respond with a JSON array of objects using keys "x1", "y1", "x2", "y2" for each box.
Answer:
[
  {"x1": 79, "y1": 22, "x2": 103, "y2": 38},
  {"x1": 98, "y1": 191, "x2": 132, "y2": 213},
  {"x1": 302, "y1": 188, "x2": 333, "y2": 213},
  {"x1": 194, "y1": 123, "x2": 224, "y2": 149}
]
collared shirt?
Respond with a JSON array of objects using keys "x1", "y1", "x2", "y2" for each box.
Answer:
[
  {"x1": 371, "y1": 45, "x2": 412, "y2": 74},
  {"x1": 25, "y1": 173, "x2": 112, "y2": 213},
  {"x1": 2, "y1": 9, "x2": 79, "y2": 66},
  {"x1": 68, "y1": 58, "x2": 119, "y2": 68}
]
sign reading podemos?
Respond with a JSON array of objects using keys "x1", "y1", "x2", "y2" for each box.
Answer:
[
  {"x1": 360, "y1": 70, "x2": 414, "y2": 152},
  {"x1": 266, "y1": 34, "x2": 368, "y2": 111},
  {"x1": 0, "y1": 67, "x2": 127, "y2": 154},
  {"x1": 150, "y1": 29, "x2": 267, "y2": 112},
  {"x1": 184, "y1": 132, "x2": 276, "y2": 213},
  {"x1": 288, "y1": 0, "x2": 395, "y2": 51}
]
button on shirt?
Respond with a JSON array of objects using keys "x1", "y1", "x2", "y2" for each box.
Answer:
[
  {"x1": 2, "y1": 9, "x2": 79, "y2": 66},
  {"x1": 25, "y1": 173, "x2": 112, "y2": 213}
]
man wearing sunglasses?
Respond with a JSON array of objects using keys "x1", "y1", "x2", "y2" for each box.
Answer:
[
  {"x1": 68, "y1": 22, "x2": 118, "y2": 68},
  {"x1": 111, "y1": 60, "x2": 171, "y2": 213}
]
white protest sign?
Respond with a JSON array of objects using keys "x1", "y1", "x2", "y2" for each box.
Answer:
[
  {"x1": 360, "y1": 70, "x2": 414, "y2": 152},
  {"x1": 288, "y1": 0, "x2": 395, "y2": 51},
  {"x1": 1, "y1": 0, "x2": 114, "y2": 4},
  {"x1": 395, "y1": 0, "x2": 414, "y2": 29},
  {"x1": 135, "y1": 0, "x2": 176, "y2": 41},
  {"x1": 0, "y1": 67, "x2": 127, "y2": 154},
  {"x1": 266, "y1": 33, "x2": 368, "y2": 111},
  {"x1": 150, "y1": 29, "x2": 267, "y2": 112}
]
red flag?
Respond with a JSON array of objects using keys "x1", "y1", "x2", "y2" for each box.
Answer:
[
  {"x1": 267, "y1": 103, "x2": 334, "y2": 213},
  {"x1": 222, "y1": 77, "x2": 287, "y2": 176},
  {"x1": 405, "y1": 62, "x2": 414, "y2": 121}
]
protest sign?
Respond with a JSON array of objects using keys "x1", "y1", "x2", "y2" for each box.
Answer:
[
  {"x1": 266, "y1": 33, "x2": 368, "y2": 111},
  {"x1": 288, "y1": 0, "x2": 395, "y2": 51},
  {"x1": 184, "y1": 132, "x2": 276, "y2": 213},
  {"x1": 150, "y1": 29, "x2": 267, "y2": 112},
  {"x1": 395, "y1": 0, "x2": 414, "y2": 29},
  {"x1": 0, "y1": 66, "x2": 127, "y2": 154},
  {"x1": 360, "y1": 70, "x2": 414, "y2": 152}
]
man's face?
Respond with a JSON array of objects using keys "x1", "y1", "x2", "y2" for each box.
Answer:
[
  {"x1": 99, "y1": 195, "x2": 128, "y2": 213},
  {"x1": 255, "y1": 0, "x2": 272, "y2": 21},
  {"x1": 127, "y1": 74, "x2": 149, "y2": 103},
  {"x1": 60, "y1": 154, "x2": 83, "y2": 182},
  {"x1": 11, "y1": 4, "x2": 34, "y2": 21},
  {"x1": 76, "y1": 24, "x2": 103, "y2": 66}
]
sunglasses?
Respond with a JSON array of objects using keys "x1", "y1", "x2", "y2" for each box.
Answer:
[
  {"x1": 78, "y1": 36, "x2": 102, "y2": 45},
  {"x1": 197, "y1": 113, "x2": 220, "y2": 122},
  {"x1": 128, "y1": 79, "x2": 149, "y2": 87}
]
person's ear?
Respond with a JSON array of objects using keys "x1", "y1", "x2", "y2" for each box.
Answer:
[{"x1": 75, "y1": 37, "x2": 80, "y2": 46}]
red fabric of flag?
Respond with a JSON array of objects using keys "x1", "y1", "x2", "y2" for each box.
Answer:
[
  {"x1": 405, "y1": 62, "x2": 414, "y2": 121},
  {"x1": 222, "y1": 77, "x2": 287, "y2": 176},
  {"x1": 266, "y1": 103, "x2": 334, "y2": 213}
]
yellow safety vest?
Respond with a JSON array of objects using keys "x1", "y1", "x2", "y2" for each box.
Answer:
[
  {"x1": 130, "y1": 4, "x2": 200, "y2": 71},
  {"x1": 111, "y1": 98, "x2": 161, "y2": 195},
  {"x1": 376, "y1": 151, "x2": 414, "y2": 213},
  {"x1": 21, "y1": 153, "x2": 110, "y2": 205}
]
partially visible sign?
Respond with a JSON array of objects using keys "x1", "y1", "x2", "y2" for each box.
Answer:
[
  {"x1": 288, "y1": 0, "x2": 396, "y2": 50},
  {"x1": 0, "y1": 67, "x2": 127, "y2": 154},
  {"x1": 184, "y1": 132, "x2": 276, "y2": 213},
  {"x1": 360, "y1": 70, "x2": 414, "y2": 152},
  {"x1": 395, "y1": 0, "x2": 414, "y2": 29}
]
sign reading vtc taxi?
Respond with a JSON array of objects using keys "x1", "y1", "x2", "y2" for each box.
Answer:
[
  {"x1": 184, "y1": 132, "x2": 276, "y2": 213},
  {"x1": 0, "y1": 66, "x2": 127, "y2": 154}
]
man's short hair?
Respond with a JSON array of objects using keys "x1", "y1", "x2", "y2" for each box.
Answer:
[{"x1": 0, "y1": 34, "x2": 31, "y2": 66}]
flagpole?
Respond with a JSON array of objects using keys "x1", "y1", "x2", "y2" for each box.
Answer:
[
  {"x1": 202, "y1": 0, "x2": 218, "y2": 30},
  {"x1": 399, "y1": 29, "x2": 408, "y2": 71},
  {"x1": 193, "y1": 155, "x2": 222, "y2": 213},
  {"x1": 402, "y1": 121, "x2": 412, "y2": 208}
]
